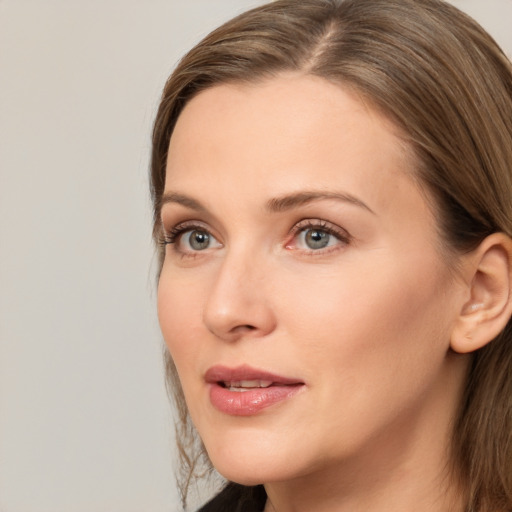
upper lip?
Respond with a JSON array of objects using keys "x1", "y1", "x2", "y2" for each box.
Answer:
[{"x1": 205, "y1": 364, "x2": 304, "y2": 386}]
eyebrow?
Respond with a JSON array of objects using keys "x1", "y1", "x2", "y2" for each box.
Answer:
[
  {"x1": 266, "y1": 191, "x2": 375, "y2": 214},
  {"x1": 160, "y1": 192, "x2": 207, "y2": 212},
  {"x1": 160, "y1": 190, "x2": 375, "y2": 215}
]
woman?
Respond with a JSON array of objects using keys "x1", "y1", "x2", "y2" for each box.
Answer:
[{"x1": 151, "y1": 0, "x2": 512, "y2": 510}]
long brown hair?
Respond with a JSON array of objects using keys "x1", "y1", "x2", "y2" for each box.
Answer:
[{"x1": 150, "y1": 0, "x2": 512, "y2": 509}]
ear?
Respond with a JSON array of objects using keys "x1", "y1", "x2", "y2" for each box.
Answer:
[{"x1": 451, "y1": 233, "x2": 512, "y2": 354}]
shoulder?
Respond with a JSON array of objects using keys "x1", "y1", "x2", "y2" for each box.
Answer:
[{"x1": 197, "y1": 483, "x2": 266, "y2": 512}]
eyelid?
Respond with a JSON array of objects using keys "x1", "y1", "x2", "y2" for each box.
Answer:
[
  {"x1": 286, "y1": 218, "x2": 351, "y2": 252},
  {"x1": 161, "y1": 220, "x2": 222, "y2": 255},
  {"x1": 160, "y1": 217, "x2": 350, "y2": 257}
]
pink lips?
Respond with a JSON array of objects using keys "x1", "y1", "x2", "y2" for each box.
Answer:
[{"x1": 205, "y1": 365, "x2": 305, "y2": 416}]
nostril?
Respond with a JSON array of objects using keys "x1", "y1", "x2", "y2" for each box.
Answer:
[{"x1": 231, "y1": 324, "x2": 256, "y2": 334}]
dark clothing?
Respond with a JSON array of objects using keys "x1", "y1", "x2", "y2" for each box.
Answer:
[{"x1": 198, "y1": 484, "x2": 266, "y2": 512}]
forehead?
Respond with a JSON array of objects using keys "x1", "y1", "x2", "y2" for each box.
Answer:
[
  {"x1": 168, "y1": 74, "x2": 407, "y2": 161},
  {"x1": 165, "y1": 74, "x2": 420, "y2": 213}
]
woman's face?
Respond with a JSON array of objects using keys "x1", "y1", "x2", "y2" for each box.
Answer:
[{"x1": 158, "y1": 75, "x2": 467, "y2": 487}]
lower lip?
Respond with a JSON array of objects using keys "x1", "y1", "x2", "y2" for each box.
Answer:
[{"x1": 209, "y1": 383, "x2": 304, "y2": 416}]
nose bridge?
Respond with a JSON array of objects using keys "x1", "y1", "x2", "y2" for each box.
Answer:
[{"x1": 203, "y1": 242, "x2": 275, "y2": 341}]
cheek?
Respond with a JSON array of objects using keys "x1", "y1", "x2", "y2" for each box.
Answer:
[
  {"x1": 269, "y1": 256, "x2": 457, "y2": 457},
  {"x1": 157, "y1": 271, "x2": 205, "y2": 375},
  {"x1": 276, "y1": 253, "x2": 454, "y2": 386}
]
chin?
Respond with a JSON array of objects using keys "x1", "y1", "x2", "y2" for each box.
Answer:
[
  {"x1": 202, "y1": 431, "x2": 310, "y2": 486},
  {"x1": 217, "y1": 469, "x2": 266, "y2": 487},
  {"x1": 212, "y1": 459, "x2": 287, "y2": 487}
]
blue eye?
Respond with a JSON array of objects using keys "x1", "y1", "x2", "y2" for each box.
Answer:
[
  {"x1": 302, "y1": 228, "x2": 332, "y2": 249},
  {"x1": 288, "y1": 220, "x2": 350, "y2": 253},
  {"x1": 183, "y1": 229, "x2": 211, "y2": 251},
  {"x1": 163, "y1": 224, "x2": 222, "y2": 255}
]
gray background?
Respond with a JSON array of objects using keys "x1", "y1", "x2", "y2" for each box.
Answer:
[{"x1": 1, "y1": 1, "x2": 511, "y2": 511}]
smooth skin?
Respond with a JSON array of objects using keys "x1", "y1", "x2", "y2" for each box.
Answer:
[{"x1": 157, "y1": 74, "x2": 512, "y2": 512}]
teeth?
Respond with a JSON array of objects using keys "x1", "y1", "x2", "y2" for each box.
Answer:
[{"x1": 223, "y1": 379, "x2": 273, "y2": 391}]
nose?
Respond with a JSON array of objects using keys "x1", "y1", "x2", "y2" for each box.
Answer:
[{"x1": 202, "y1": 249, "x2": 277, "y2": 342}]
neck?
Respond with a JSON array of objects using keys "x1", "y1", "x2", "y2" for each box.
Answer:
[{"x1": 264, "y1": 450, "x2": 464, "y2": 512}]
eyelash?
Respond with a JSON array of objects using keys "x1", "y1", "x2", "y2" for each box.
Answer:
[
  {"x1": 287, "y1": 219, "x2": 350, "y2": 253},
  {"x1": 160, "y1": 222, "x2": 202, "y2": 246},
  {"x1": 160, "y1": 219, "x2": 350, "y2": 256},
  {"x1": 159, "y1": 221, "x2": 212, "y2": 260}
]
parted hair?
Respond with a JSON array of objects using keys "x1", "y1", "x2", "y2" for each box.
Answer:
[{"x1": 150, "y1": 0, "x2": 512, "y2": 510}]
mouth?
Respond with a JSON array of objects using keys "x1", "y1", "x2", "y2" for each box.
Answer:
[
  {"x1": 205, "y1": 365, "x2": 305, "y2": 416},
  {"x1": 219, "y1": 379, "x2": 274, "y2": 392}
]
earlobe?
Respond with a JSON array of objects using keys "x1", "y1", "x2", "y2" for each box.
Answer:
[{"x1": 450, "y1": 233, "x2": 512, "y2": 354}]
